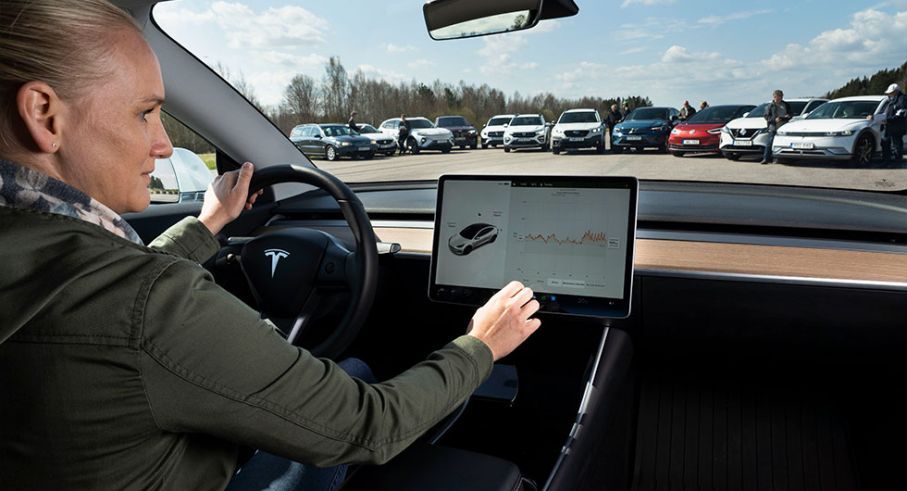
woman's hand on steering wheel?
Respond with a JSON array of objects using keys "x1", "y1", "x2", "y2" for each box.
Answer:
[{"x1": 199, "y1": 162, "x2": 265, "y2": 235}]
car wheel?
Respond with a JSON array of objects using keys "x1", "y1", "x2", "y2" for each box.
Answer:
[
  {"x1": 725, "y1": 152, "x2": 740, "y2": 161},
  {"x1": 385, "y1": 151, "x2": 395, "y2": 157},
  {"x1": 504, "y1": 147, "x2": 511, "y2": 153},
  {"x1": 325, "y1": 145, "x2": 338, "y2": 161},
  {"x1": 470, "y1": 143, "x2": 477, "y2": 149},
  {"x1": 463, "y1": 246, "x2": 473, "y2": 255},
  {"x1": 852, "y1": 134, "x2": 874, "y2": 165},
  {"x1": 672, "y1": 151, "x2": 685, "y2": 157},
  {"x1": 553, "y1": 147, "x2": 561, "y2": 155},
  {"x1": 408, "y1": 137, "x2": 420, "y2": 154},
  {"x1": 481, "y1": 142, "x2": 488, "y2": 149}
]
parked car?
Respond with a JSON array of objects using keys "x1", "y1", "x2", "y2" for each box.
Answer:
[
  {"x1": 355, "y1": 124, "x2": 397, "y2": 157},
  {"x1": 447, "y1": 223, "x2": 499, "y2": 255},
  {"x1": 550, "y1": 109, "x2": 607, "y2": 155},
  {"x1": 378, "y1": 117, "x2": 454, "y2": 154},
  {"x1": 480, "y1": 114, "x2": 514, "y2": 148},
  {"x1": 289, "y1": 123, "x2": 375, "y2": 161},
  {"x1": 149, "y1": 147, "x2": 214, "y2": 203},
  {"x1": 610, "y1": 107, "x2": 680, "y2": 153},
  {"x1": 668, "y1": 105, "x2": 755, "y2": 157},
  {"x1": 435, "y1": 116, "x2": 478, "y2": 150},
  {"x1": 720, "y1": 98, "x2": 828, "y2": 160},
  {"x1": 772, "y1": 96, "x2": 890, "y2": 165},
  {"x1": 503, "y1": 114, "x2": 551, "y2": 152}
]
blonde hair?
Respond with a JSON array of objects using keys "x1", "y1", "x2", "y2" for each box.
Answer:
[{"x1": 0, "y1": 0, "x2": 141, "y2": 151}]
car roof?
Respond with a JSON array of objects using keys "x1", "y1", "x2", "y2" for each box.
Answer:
[
  {"x1": 512, "y1": 114, "x2": 543, "y2": 118},
  {"x1": 787, "y1": 97, "x2": 828, "y2": 102},
  {"x1": 828, "y1": 95, "x2": 886, "y2": 103},
  {"x1": 489, "y1": 114, "x2": 515, "y2": 119},
  {"x1": 563, "y1": 108, "x2": 598, "y2": 113}
]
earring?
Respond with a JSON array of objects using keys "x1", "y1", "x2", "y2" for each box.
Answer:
[{"x1": 52, "y1": 142, "x2": 58, "y2": 148}]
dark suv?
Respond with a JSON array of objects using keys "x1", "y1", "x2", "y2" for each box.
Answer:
[{"x1": 435, "y1": 115, "x2": 478, "y2": 149}]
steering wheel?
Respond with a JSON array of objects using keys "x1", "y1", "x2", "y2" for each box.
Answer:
[{"x1": 237, "y1": 165, "x2": 378, "y2": 359}]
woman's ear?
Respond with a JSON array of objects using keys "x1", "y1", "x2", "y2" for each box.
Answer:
[{"x1": 16, "y1": 81, "x2": 63, "y2": 154}]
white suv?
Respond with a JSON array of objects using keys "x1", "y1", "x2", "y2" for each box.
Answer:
[
  {"x1": 772, "y1": 96, "x2": 889, "y2": 165},
  {"x1": 720, "y1": 98, "x2": 827, "y2": 160},
  {"x1": 480, "y1": 114, "x2": 514, "y2": 149},
  {"x1": 378, "y1": 117, "x2": 454, "y2": 154},
  {"x1": 503, "y1": 114, "x2": 550, "y2": 152},
  {"x1": 550, "y1": 109, "x2": 606, "y2": 154}
]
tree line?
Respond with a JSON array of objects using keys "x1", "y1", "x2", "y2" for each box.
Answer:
[
  {"x1": 824, "y1": 60, "x2": 907, "y2": 99},
  {"x1": 163, "y1": 56, "x2": 652, "y2": 153}
]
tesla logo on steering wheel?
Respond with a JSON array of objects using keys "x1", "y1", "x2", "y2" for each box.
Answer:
[{"x1": 264, "y1": 249, "x2": 290, "y2": 278}]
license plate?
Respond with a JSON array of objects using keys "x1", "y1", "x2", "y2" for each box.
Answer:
[
  {"x1": 358, "y1": 146, "x2": 371, "y2": 151},
  {"x1": 791, "y1": 142, "x2": 815, "y2": 150},
  {"x1": 734, "y1": 140, "x2": 753, "y2": 147},
  {"x1": 625, "y1": 136, "x2": 642, "y2": 141},
  {"x1": 569, "y1": 137, "x2": 584, "y2": 142},
  {"x1": 683, "y1": 139, "x2": 700, "y2": 145}
]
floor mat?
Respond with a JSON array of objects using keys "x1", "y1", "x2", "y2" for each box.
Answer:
[{"x1": 631, "y1": 366, "x2": 859, "y2": 491}]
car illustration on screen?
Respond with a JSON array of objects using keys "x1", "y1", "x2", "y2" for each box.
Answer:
[{"x1": 448, "y1": 223, "x2": 500, "y2": 256}]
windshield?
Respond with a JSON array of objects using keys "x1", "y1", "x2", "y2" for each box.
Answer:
[
  {"x1": 322, "y1": 125, "x2": 357, "y2": 136},
  {"x1": 558, "y1": 112, "x2": 599, "y2": 124},
  {"x1": 625, "y1": 108, "x2": 670, "y2": 121},
  {"x1": 686, "y1": 106, "x2": 753, "y2": 124},
  {"x1": 406, "y1": 118, "x2": 435, "y2": 129},
  {"x1": 806, "y1": 101, "x2": 880, "y2": 120},
  {"x1": 510, "y1": 116, "x2": 543, "y2": 126},
  {"x1": 437, "y1": 116, "x2": 468, "y2": 126},
  {"x1": 154, "y1": 2, "x2": 907, "y2": 192}
]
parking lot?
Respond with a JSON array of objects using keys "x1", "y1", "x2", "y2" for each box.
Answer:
[{"x1": 317, "y1": 148, "x2": 907, "y2": 192}]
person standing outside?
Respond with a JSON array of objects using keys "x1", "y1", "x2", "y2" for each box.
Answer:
[
  {"x1": 699, "y1": 101, "x2": 709, "y2": 111},
  {"x1": 679, "y1": 100, "x2": 696, "y2": 121},
  {"x1": 761, "y1": 90, "x2": 792, "y2": 164},
  {"x1": 347, "y1": 111, "x2": 358, "y2": 132},
  {"x1": 397, "y1": 113, "x2": 411, "y2": 155},
  {"x1": 882, "y1": 83, "x2": 907, "y2": 163},
  {"x1": 605, "y1": 104, "x2": 623, "y2": 152}
]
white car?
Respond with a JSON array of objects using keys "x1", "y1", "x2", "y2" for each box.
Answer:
[
  {"x1": 503, "y1": 114, "x2": 551, "y2": 152},
  {"x1": 720, "y1": 98, "x2": 827, "y2": 161},
  {"x1": 480, "y1": 114, "x2": 514, "y2": 149},
  {"x1": 355, "y1": 124, "x2": 397, "y2": 157},
  {"x1": 772, "y1": 96, "x2": 889, "y2": 165},
  {"x1": 550, "y1": 109, "x2": 606, "y2": 155},
  {"x1": 378, "y1": 117, "x2": 454, "y2": 154}
]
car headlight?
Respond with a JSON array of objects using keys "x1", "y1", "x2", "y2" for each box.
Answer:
[
  {"x1": 468, "y1": 130, "x2": 476, "y2": 135},
  {"x1": 826, "y1": 130, "x2": 854, "y2": 137},
  {"x1": 340, "y1": 141, "x2": 352, "y2": 147},
  {"x1": 653, "y1": 125, "x2": 668, "y2": 132},
  {"x1": 670, "y1": 128, "x2": 681, "y2": 135},
  {"x1": 707, "y1": 128, "x2": 722, "y2": 135},
  {"x1": 535, "y1": 129, "x2": 546, "y2": 136},
  {"x1": 421, "y1": 137, "x2": 427, "y2": 143},
  {"x1": 720, "y1": 126, "x2": 731, "y2": 134},
  {"x1": 776, "y1": 130, "x2": 788, "y2": 136},
  {"x1": 589, "y1": 126, "x2": 602, "y2": 134}
]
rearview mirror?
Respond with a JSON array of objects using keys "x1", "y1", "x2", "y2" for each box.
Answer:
[{"x1": 424, "y1": 0, "x2": 543, "y2": 40}]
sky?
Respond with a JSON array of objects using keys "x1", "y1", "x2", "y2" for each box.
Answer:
[{"x1": 154, "y1": 0, "x2": 907, "y2": 109}]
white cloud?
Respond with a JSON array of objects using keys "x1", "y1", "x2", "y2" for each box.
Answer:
[
  {"x1": 407, "y1": 59, "x2": 436, "y2": 69},
  {"x1": 661, "y1": 45, "x2": 720, "y2": 63},
  {"x1": 697, "y1": 9, "x2": 773, "y2": 27},
  {"x1": 621, "y1": 0, "x2": 677, "y2": 8},
  {"x1": 477, "y1": 21, "x2": 559, "y2": 75},
  {"x1": 356, "y1": 64, "x2": 408, "y2": 84},
  {"x1": 385, "y1": 43, "x2": 416, "y2": 54},
  {"x1": 556, "y1": 62, "x2": 606, "y2": 90},
  {"x1": 260, "y1": 52, "x2": 329, "y2": 71}
]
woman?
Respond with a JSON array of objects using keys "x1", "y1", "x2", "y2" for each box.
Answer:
[{"x1": 0, "y1": 1, "x2": 541, "y2": 490}]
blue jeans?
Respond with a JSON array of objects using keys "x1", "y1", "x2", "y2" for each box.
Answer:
[
  {"x1": 763, "y1": 131, "x2": 775, "y2": 162},
  {"x1": 225, "y1": 358, "x2": 376, "y2": 491}
]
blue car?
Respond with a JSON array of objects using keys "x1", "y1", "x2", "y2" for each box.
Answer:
[{"x1": 611, "y1": 107, "x2": 680, "y2": 153}]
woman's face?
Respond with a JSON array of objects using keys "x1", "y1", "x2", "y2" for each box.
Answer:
[{"x1": 60, "y1": 29, "x2": 173, "y2": 214}]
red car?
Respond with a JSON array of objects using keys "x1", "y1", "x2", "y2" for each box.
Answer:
[{"x1": 669, "y1": 105, "x2": 755, "y2": 157}]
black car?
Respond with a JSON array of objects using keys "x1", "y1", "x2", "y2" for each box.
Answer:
[
  {"x1": 435, "y1": 116, "x2": 478, "y2": 149},
  {"x1": 289, "y1": 123, "x2": 375, "y2": 161},
  {"x1": 610, "y1": 107, "x2": 680, "y2": 153}
]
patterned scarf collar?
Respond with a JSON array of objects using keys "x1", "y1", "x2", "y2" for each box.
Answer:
[{"x1": 0, "y1": 160, "x2": 143, "y2": 245}]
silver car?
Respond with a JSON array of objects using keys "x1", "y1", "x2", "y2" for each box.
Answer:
[{"x1": 448, "y1": 223, "x2": 499, "y2": 255}]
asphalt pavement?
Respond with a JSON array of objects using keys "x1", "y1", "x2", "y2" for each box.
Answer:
[{"x1": 316, "y1": 147, "x2": 907, "y2": 192}]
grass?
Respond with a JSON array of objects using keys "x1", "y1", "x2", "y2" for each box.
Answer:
[{"x1": 200, "y1": 153, "x2": 216, "y2": 170}]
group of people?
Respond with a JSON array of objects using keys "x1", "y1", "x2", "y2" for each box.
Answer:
[
  {"x1": 760, "y1": 85, "x2": 906, "y2": 165},
  {"x1": 679, "y1": 100, "x2": 709, "y2": 121}
]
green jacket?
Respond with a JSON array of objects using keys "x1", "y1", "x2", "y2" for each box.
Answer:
[{"x1": 0, "y1": 206, "x2": 493, "y2": 490}]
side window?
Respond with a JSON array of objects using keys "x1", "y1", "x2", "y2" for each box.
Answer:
[
  {"x1": 805, "y1": 101, "x2": 823, "y2": 114},
  {"x1": 290, "y1": 127, "x2": 303, "y2": 138},
  {"x1": 151, "y1": 113, "x2": 215, "y2": 204}
]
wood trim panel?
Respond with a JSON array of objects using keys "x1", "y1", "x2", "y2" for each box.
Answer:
[{"x1": 374, "y1": 227, "x2": 907, "y2": 284}]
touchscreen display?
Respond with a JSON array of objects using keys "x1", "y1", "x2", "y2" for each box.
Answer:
[{"x1": 430, "y1": 175, "x2": 637, "y2": 318}]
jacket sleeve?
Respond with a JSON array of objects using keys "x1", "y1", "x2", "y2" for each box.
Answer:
[
  {"x1": 147, "y1": 217, "x2": 220, "y2": 264},
  {"x1": 137, "y1": 260, "x2": 493, "y2": 466}
]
